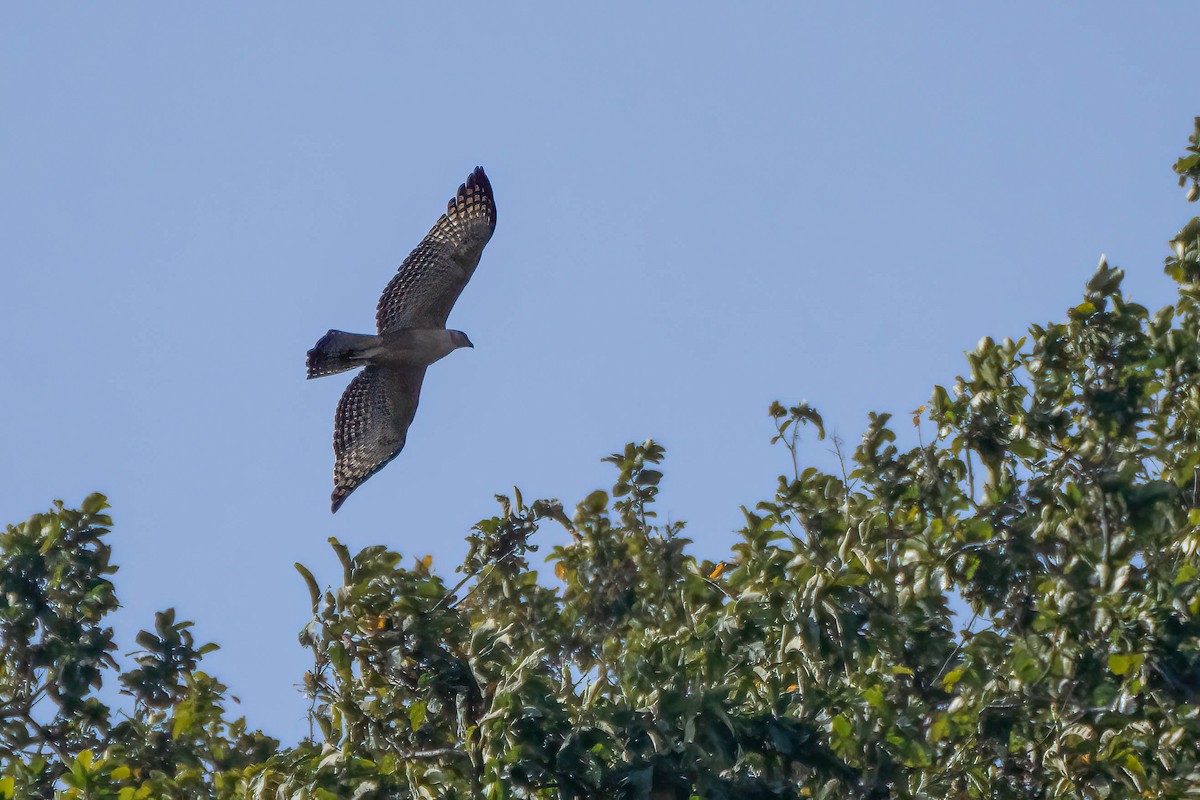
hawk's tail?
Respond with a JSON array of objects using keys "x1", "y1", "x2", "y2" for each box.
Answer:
[{"x1": 306, "y1": 330, "x2": 379, "y2": 379}]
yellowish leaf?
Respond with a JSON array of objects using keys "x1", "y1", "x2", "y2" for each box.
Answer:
[
  {"x1": 709, "y1": 562, "x2": 727, "y2": 579},
  {"x1": 554, "y1": 562, "x2": 567, "y2": 580}
]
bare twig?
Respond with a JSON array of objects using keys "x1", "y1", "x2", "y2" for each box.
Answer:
[
  {"x1": 433, "y1": 572, "x2": 475, "y2": 612},
  {"x1": 444, "y1": 552, "x2": 520, "y2": 611},
  {"x1": 402, "y1": 747, "x2": 470, "y2": 760},
  {"x1": 22, "y1": 713, "x2": 70, "y2": 762},
  {"x1": 933, "y1": 610, "x2": 980, "y2": 685}
]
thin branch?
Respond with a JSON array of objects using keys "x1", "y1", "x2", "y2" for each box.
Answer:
[
  {"x1": 22, "y1": 713, "x2": 70, "y2": 762},
  {"x1": 966, "y1": 449, "x2": 976, "y2": 504},
  {"x1": 446, "y1": 552, "x2": 519, "y2": 611},
  {"x1": 933, "y1": 610, "x2": 980, "y2": 685},
  {"x1": 1098, "y1": 491, "x2": 1112, "y2": 568},
  {"x1": 700, "y1": 576, "x2": 732, "y2": 600},
  {"x1": 401, "y1": 747, "x2": 470, "y2": 760},
  {"x1": 433, "y1": 571, "x2": 475, "y2": 612}
]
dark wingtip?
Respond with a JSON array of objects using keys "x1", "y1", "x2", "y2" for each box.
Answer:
[
  {"x1": 470, "y1": 167, "x2": 492, "y2": 198},
  {"x1": 331, "y1": 487, "x2": 349, "y2": 513},
  {"x1": 446, "y1": 166, "x2": 495, "y2": 229}
]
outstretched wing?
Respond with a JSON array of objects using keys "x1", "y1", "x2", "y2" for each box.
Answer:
[
  {"x1": 376, "y1": 167, "x2": 497, "y2": 333},
  {"x1": 330, "y1": 365, "x2": 427, "y2": 512}
]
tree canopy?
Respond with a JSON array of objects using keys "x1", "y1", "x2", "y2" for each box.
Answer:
[{"x1": 3, "y1": 118, "x2": 1200, "y2": 799}]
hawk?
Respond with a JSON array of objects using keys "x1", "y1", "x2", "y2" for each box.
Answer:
[{"x1": 307, "y1": 167, "x2": 496, "y2": 512}]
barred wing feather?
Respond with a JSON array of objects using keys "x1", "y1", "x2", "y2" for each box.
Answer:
[
  {"x1": 375, "y1": 167, "x2": 496, "y2": 333},
  {"x1": 330, "y1": 365, "x2": 427, "y2": 512}
]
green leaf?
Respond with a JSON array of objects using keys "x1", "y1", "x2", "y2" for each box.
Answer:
[
  {"x1": 409, "y1": 701, "x2": 428, "y2": 731},
  {"x1": 1107, "y1": 653, "x2": 1144, "y2": 676},
  {"x1": 295, "y1": 562, "x2": 322, "y2": 613},
  {"x1": 1009, "y1": 438, "x2": 1040, "y2": 459},
  {"x1": 929, "y1": 716, "x2": 950, "y2": 741},
  {"x1": 173, "y1": 705, "x2": 194, "y2": 738},
  {"x1": 1174, "y1": 153, "x2": 1200, "y2": 173},
  {"x1": 634, "y1": 469, "x2": 663, "y2": 486},
  {"x1": 81, "y1": 492, "x2": 110, "y2": 515},
  {"x1": 329, "y1": 537, "x2": 353, "y2": 585},
  {"x1": 579, "y1": 490, "x2": 608, "y2": 514}
]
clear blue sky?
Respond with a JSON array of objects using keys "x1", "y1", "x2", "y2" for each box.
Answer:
[{"x1": 2, "y1": 4, "x2": 1196, "y2": 743}]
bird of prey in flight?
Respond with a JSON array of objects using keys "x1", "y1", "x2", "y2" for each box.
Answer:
[{"x1": 307, "y1": 167, "x2": 496, "y2": 512}]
